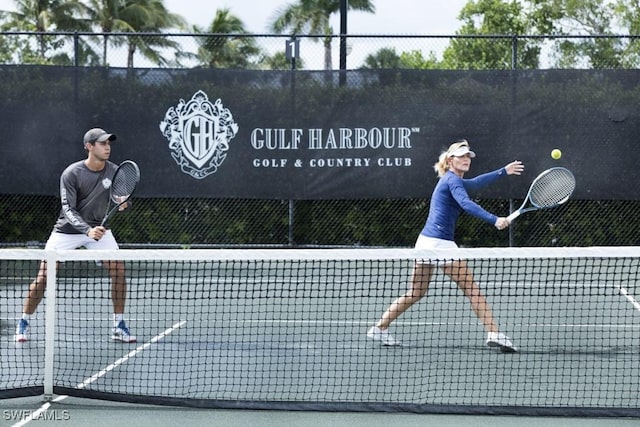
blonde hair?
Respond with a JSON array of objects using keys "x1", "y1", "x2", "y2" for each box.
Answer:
[{"x1": 433, "y1": 139, "x2": 471, "y2": 177}]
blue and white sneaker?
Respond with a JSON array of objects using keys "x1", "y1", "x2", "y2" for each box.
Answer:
[
  {"x1": 111, "y1": 320, "x2": 137, "y2": 343},
  {"x1": 15, "y1": 319, "x2": 29, "y2": 343}
]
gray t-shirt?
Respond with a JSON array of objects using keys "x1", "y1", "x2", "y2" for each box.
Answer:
[{"x1": 53, "y1": 160, "x2": 118, "y2": 234}]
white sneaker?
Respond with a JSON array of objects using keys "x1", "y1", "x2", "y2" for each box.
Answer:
[
  {"x1": 486, "y1": 331, "x2": 517, "y2": 352},
  {"x1": 111, "y1": 320, "x2": 137, "y2": 343},
  {"x1": 367, "y1": 326, "x2": 400, "y2": 346}
]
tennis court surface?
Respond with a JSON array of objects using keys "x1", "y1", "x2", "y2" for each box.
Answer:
[{"x1": 1, "y1": 247, "x2": 639, "y2": 418}]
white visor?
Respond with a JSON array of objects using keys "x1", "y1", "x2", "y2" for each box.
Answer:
[{"x1": 448, "y1": 146, "x2": 476, "y2": 158}]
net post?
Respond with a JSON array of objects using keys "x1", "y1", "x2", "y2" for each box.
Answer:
[{"x1": 43, "y1": 250, "x2": 57, "y2": 401}]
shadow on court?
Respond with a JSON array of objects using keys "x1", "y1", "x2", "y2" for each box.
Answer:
[{"x1": 1, "y1": 396, "x2": 640, "y2": 427}]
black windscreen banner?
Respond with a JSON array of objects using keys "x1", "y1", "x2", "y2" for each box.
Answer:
[{"x1": 0, "y1": 68, "x2": 636, "y2": 200}]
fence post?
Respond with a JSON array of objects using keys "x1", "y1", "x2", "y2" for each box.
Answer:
[
  {"x1": 288, "y1": 36, "x2": 298, "y2": 247},
  {"x1": 73, "y1": 32, "x2": 79, "y2": 108},
  {"x1": 509, "y1": 35, "x2": 518, "y2": 247},
  {"x1": 339, "y1": 0, "x2": 347, "y2": 86}
]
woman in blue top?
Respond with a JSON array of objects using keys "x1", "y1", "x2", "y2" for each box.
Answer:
[{"x1": 367, "y1": 139, "x2": 524, "y2": 352}]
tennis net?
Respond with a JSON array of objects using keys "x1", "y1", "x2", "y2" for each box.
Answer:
[{"x1": 1, "y1": 247, "x2": 639, "y2": 416}]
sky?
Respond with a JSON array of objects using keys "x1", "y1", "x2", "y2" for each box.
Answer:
[
  {"x1": 0, "y1": 0, "x2": 469, "y2": 34},
  {"x1": 162, "y1": 0, "x2": 469, "y2": 35},
  {"x1": 162, "y1": 0, "x2": 470, "y2": 68},
  {"x1": 0, "y1": 0, "x2": 471, "y2": 68}
]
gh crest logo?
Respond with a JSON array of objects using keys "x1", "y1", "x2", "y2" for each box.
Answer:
[{"x1": 159, "y1": 90, "x2": 238, "y2": 179}]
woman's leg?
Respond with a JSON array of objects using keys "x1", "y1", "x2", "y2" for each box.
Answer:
[
  {"x1": 376, "y1": 262, "x2": 435, "y2": 329},
  {"x1": 442, "y1": 260, "x2": 498, "y2": 333}
]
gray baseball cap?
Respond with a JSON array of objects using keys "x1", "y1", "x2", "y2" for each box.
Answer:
[{"x1": 83, "y1": 128, "x2": 117, "y2": 145}]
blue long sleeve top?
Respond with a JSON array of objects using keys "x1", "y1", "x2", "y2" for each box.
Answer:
[{"x1": 420, "y1": 167, "x2": 507, "y2": 241}]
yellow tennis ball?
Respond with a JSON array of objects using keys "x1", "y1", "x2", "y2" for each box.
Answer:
[{"x1": 551, "y1": 149, "x2": 562, "y2": 160}]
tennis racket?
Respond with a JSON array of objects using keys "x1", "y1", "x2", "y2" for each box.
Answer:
[
  {"x1": 101, "y1": 160, "x2": 140, "y2": 227},
  {"x1": 507, "y1": 167, "x2": 575, "y2": 222}
]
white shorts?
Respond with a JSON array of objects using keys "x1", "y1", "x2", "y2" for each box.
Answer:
[
  {"x1": 44, "y1": 230, "x2": 119, "y2": 250},
  {"x1": 414, "y1": 235, "x2": 458, "y2": 265}
]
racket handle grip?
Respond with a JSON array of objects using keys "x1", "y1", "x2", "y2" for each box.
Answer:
[{"x1": 506, "y1": 210, "x2": 521, "y2": 222}]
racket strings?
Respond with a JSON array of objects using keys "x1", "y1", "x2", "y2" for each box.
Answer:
[
  {"x1": 111, "y1": 164, "x2": 140, "y2": 201},
  {"x1": 529, "y1": 169, "x2": 576, "y2": 208}
]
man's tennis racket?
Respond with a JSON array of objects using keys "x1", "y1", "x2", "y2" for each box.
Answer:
[
  {"x1": 101, "y1": 160, "x2": 140, "y2": 227},
  {"x1": 507, "y1": 167, "x2": 575, "y2": 222}
]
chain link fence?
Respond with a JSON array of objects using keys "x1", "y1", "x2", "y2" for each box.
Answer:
[
  {"x1": 1, "y1": 32, "x2": 637, "y2": 70},
  {"x1": 1, "y1": 32, "x2": 638, "y2": 248}
]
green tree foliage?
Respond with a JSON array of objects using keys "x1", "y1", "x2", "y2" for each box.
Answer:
[
  {"x1": 361, "y1": 47, "x2": 401, "y2": 69},
  {"x1": 87, "y1": 0, "x2": 187, "y2": 67},
  {"x1": 399, "y1": 51, "x2": 440, "y2": 69},
  {"x1": 613, "y1": 0, "x2": 640, "y2": 67},
  {"x1": 446, "y1": 0, "x2": 640, "y2": 69},
  {"x1": 359, "y1": 0, "x2": 640, "y2": 70},
  {"x1": 194, "y1": 8, "x2": 262, "y2": 69},
  {"x1": 0, "y1": 36, "x2": 25, "y2": 63},
  {"x1": 544, "y1": 0, "x2": 640, "y2": 68},
  {"x1": 2, "y1": 0, "x2": 639, "y2": 70},
  {"x1": 541, "y1": 0, "x2": 624, "y2": 68},
  {"x1": 260, "y1": 51, "x2": 305, "y2": 70},
  {"x1": 0, "y1": 0, "x2": 90, "y2": 64},
  {"x1": 0, "y1": 0, "x2": 187, "y2": 67},
  {"x1": 441, "y1": 0, "x2": 542, "y2": 69},
  {"x1": 125, "y1": 0, "x2": 186, "y2": 67},
  {"x1": 361, "y1": 47, "x2": 440, "y2": 69},
  {"x1": 269, "y1": 0, "x2": 375, "y2": 70}
]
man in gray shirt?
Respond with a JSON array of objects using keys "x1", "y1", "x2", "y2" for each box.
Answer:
[{"x1": 15, "y1": 127, "x2": 136, "y2": 343}]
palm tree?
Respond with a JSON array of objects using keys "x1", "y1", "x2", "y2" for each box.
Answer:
[
  {"x1": 85, "y1": 0, "x2": 187, "y2": 67},
  {"x1": 0, "y1": 0, "x2": 91, "y2": 64},
  {"x1": 84, "y1": 0, "x2": 130, "y2": 65},
  {"x1": 121, "y1": 0, "x2": 187, "y2": 67},
  {"x1": 261, "y1": 51, "x2": 304, "y2": 70},
  {"x1": 195, "y1": 8, "x2": 261, "y2": 69},
  {"x1": 361, "y1": 47, "x2": 401, "y2": 69},
  {"x1": 269, "y1": 0, "x2": 375, "y2": 70}
]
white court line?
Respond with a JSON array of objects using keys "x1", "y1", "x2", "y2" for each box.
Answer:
[
  {"x1": 618, "y1": 285, "x2": 640, "y2": 312},
  {"x1": 12, "y1": 320, "x2": 186, "y2": 427},
  {"x1": 10, "y1": 403, "x2": 51, "y2": 427},
  {"x1": 214, "y1": 319, "x2": 639, "y2": 328}
]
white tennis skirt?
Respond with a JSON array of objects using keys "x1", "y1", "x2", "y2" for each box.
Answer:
[{"x1": 414, "y1": 234, "x2": 458, "y2": 265}]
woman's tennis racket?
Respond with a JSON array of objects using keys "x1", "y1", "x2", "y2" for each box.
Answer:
[
  {"x1": 507, "y1": 167, "x2": 575, "y2": 222},
  {"x1": 101, "y1": 160, "x2": 140, "y2": 227}
]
